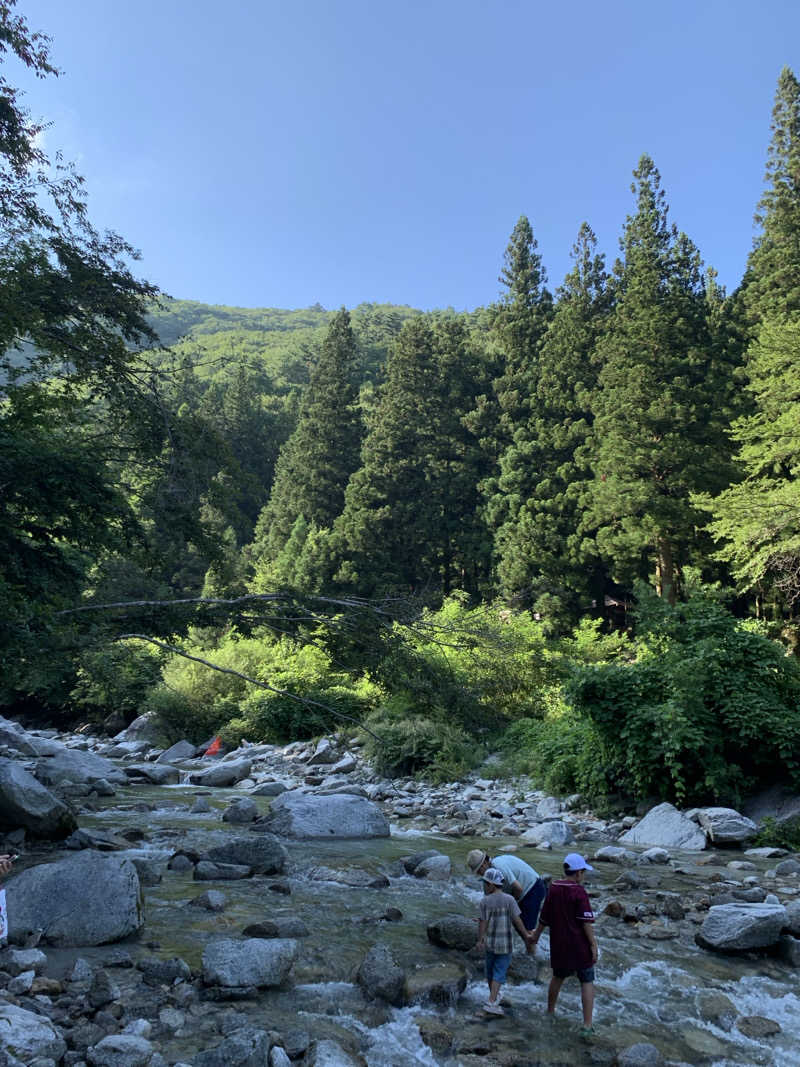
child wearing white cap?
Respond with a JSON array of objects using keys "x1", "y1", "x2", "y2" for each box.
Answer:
[
  {"x1": 477, "y1": 866, "x2": 533, "y2": 1015},
  {"x1": 529, "y1": 852, "x2": 598, "y2": 1036}
]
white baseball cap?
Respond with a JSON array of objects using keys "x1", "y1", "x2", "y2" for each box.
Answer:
[
  {"x1": 482, "y1": 867, "x2": 505, "y2": 886},
  {"x1": 563, "y1": 852, "x2": 593, "y2": 872}
]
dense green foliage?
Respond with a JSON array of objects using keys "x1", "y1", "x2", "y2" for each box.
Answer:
[{"x1": 3, "y1": 2, "x2": 800, "y2": 807}]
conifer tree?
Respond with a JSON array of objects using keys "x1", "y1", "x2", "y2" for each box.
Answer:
[
  {"x1": 740, "y1": 67, "x2": 800, "y2": 322},
  {"x1": 249, "y1": 308, "x2": 362, "y2": 572},
  {"x1": 494, "y1": 223, "x2": 611, "y2": 622},
  {"x1": 585, "y1": 157, "x2": 735, "y2": 602}
]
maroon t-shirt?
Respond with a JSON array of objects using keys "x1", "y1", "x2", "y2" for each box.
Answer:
[{"x1": 539, "y1": 879, "x2": 595, "y2": 971}]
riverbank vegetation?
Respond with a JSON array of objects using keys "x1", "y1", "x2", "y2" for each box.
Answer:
[{"x1": 3, "y1": 3, "x2": 800, "y2": 807}]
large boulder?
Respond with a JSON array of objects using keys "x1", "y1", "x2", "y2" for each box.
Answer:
[
  {"x1": 520, "y1": 820, "x2": 573, "y2": 847},
  {"x1": 0, "y1": 717, "x2": 38, "y2": 756},
  {"x1": 192, "y1": 1027, "x2": 272, "y2": 1067},
  {"x1": 695, "y1": 807, "x2": 758, "y2": 845},
  {"x1": 86, "y1": 1034, "x2": 154, "y2": 1066},
  {"x1": 113, "y1": 712, "x2": 169, "y2": 746},
  {"x1": 188, "y1": 758, "x2": 253, "y2": 787},
  {"x1": 204, "y1": 833, "x2": 287, "y2": 874},
  {"x1": 7, "y1": 851, "x2": 144, "y2": 946},
  {"x1": 34, "y1": 745, "x2": 127, "y2": 787},
  {"x1": 427, "y1": 914, "x2": 479, "y2": 951},
  {"x1": 404, "y1": 962, "x2": 467, "y2": 1005},
  {"x1": 124, "y1": 763, "x2": 181, "y2": 785},
  {"x1": 202, "y1": 937, "x2": 298, "y2": 988},
  {"x1": 156, "y1": 739, "x2": 198, "y2": 763},
  {"x1": 0, "y1": 758, "x2": 77, "y2": 838},
  {"x1": 260, "y1": 790, "x2": 389, "y2": 839},
  {"x1": 306, "y1": 1042, "x2": 359, "y2": 1067},
  {"x1": 696, "y1": 903, "x2": 787, "y2": 953},
  {"x1": 356, "y1": 943, "x2": 405, "y2": 1005},
  {"x1": 620, "y1": 803, "x2": 707, "y2": 851},
  {"x1": 0, "y1": 1001, "x2": 67, "y2": 1062}
]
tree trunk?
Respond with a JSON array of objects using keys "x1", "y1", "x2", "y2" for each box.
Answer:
[{"x1": 656, "y1": 537, "x2": 676, "y2": 604}]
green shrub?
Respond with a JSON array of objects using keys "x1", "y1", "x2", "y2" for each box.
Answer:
[
  {"x1": 219, "y1": 684, "x2": 370, "y2": 746},
  {"x1": 71, "y1": 640, "x2": 167, "y2": 722},
  {"x1": 142, "y1": 684, "x2": 227, "y2": 744},
  {"x1": 753, "y1": 816, "x2": 800, "y2": 852},
  {"x1": 361, "y1": 705, "x2": 479, "y2": 782}
]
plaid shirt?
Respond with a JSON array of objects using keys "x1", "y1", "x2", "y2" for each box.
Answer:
[{"x1": 479, "y1": 890, "x2": 520, "y2": 954}]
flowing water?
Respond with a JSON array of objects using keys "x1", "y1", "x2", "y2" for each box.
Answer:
[{"x1": 71, "y1": 782, "x2": 800, "y2": 1065}]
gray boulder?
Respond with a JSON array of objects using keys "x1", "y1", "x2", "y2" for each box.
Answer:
[
  {"x1": 404, "y1": 961, "x2": 468, "y2": 1004},
  {"x1": 260, "y1": 790, "x2": 389, "y2": 839},
  {"x1": 243, "y1": 918, "x2": 309, "y2": 938},
  {"x1": 0, "y1": 717, "x2": 38, "y2": 756},
  {"x1": 696, "y1": 807, "x2": 758, "y2": 845},
  {"x1": 307, "y1": 739, "x2": 338, "y2": 766},
  {"x1": 188, "y1": 759, "x2": 253, "y2": 787},
  {"x1": 204, "y1": 833, "x2": 287, "y2": 874},
  {"x1": 0, "y1": 947, "x2": 47, "y2": 975},
  {"x1": 356, "y1": 943, "x2": 405, "y2": 1005},
  {"x1": 86, "y1": 1034, "x2": 154, "y2": 1066},
  {"x1": 307, "y1": 865, "x2": 389, "y2": 888},
  {"x1": 114, "y1": 712, "x2": 169, "y2": 746},
  {"x1": 620, "y1": 803, "x2": 707, "y2": 850},
  {"x1": 194, "y1": 861, "x2": 252, "y2": 880},
  {"x1": 414, "y1": 854, "x2": 452, "y2": 880},
  {"x1": 222, "y1": 798, "x2": 258, "y2": 824},
  {"x1": 696, "y1": 902, "x2": 787, "y2": 952},
  {"x1": 0, "y1": 758, "x2": 77, "y2": 838},
  {"x1": 192, "y1": 1028, "x2": 271, "y2": 1067},
  {"x1": 0, "y1": 1001, "x2": 67, "y2": 1062},
  {"x1": 775, "y1": 858, "x2": 800, "y2": 876},
  {"x1": 156, "y1": 740, "x2": 197, "y2": 763},
  {"x1": 593, "y1": 845, "x2": 639, "y2": 865},
  {"x1": 35, "y1": 745, "x2": 127, "y2": 787},
  {"x1": 617, "y1": 1044, "x2": 665, "y2": 1067},
  {"x1": 306, "y1": 1042, "x2": 359, "y2": 1067},
  {"x1": 7, "y1": 850, "x2": 144, "y2": 946},
  {"x1": 427, "y1": 914, "x2": 479, "y2": 951},
  {"x1": 785, "y1": 899, "x2": 800, "y2": 935},
  {"x1": 124, "y1": 763, "x2": 181, "y2": 785},
  {"x1": 250, "y1": 781, "x2": 288, "y2": 797},
  {"x1": 202, "y1": 937, "x2": 298, "y2": 988},
  {"x1": 520, "y1": 820, "x2": 574, "y2": 847}
]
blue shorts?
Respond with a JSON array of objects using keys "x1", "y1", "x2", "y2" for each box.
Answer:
[
  {"x1": 519, "y1": 877, "x2": 547, "y2": 931},
  {"x1": 485, "y1": 950, "x2": 512, "y2": 983},
  {"x1": 553, "y1": 965, "x2": 595, "y2": 983}
]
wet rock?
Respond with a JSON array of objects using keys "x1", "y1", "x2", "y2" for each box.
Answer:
[
  {"x1": 427, "y1": 914, "x2": 479, "y2": 951},
  {"x1": 202, "y1": 937, "x2": 298, "y2": 988},
  {"x1": 86, "y1": 1034, "x2": 155, "y2": 1066},
  {"x1": 735, "y1": 1015, "x2": 781, "y2": 1038},
  {"x1": 65, "y1": 827, "x2": 131, "y2": 851},
  {"x1": 204, "y1": 833, "x2": 287, "y2": 874},
  {"x1": 191, "y1": 1027, "x2": 271, "y2": 1067},
  {"x1": 784, "y1": 899, "x2": 800, "y2": 934},
  {"x1": 307, "y1": 865, "x2": 389, "y2": 889},
  {"x1": 0, "y1": 1001, "x2": 67, "y2": 1061},
  {"x1": 270, "y1": 1048, "x2": 292, "y2": 1067},
  {"x1": 416, "y1": 1016, "x2": 454, "y2": 1055},
  {"x1": 619, "y1": 803, "x2": 707, "y2": 851},
  {"x1": 617, "y1": 1044, "x2": 664, "y2": 1066},
  {"x1": 0, "y1": 758, "x2": 78, "y2": 838},
  {"x1": 242, "y1": 918, "x2": 309, "y2": 938},
  {"x1": 696, "y1": 902, "x2": 787, "y2": 952},
  {"x1": 414, "y1": 854, "x2": 452, "y2": 880},
  {"x1": 6, "y1": 968, "x2": 34, "y2": 993},
  {"x1": 696, "y1": 990, "x2": 737, "y2": 1030},
  {"x1": 778, "y1": 933, "x2": 800, "y2": 966},
  {"x1": 356, "y1": 943, "x2": 405, "y2": 1005},
  {"x1": 193, "y1": 861, "x2": 252, "y2": 881},
  {"x1": 641, "y1": 847, "x2": 670, "y2": 864},
  {"x1": 603, "y1": 900, "x2": 625, "y2": 918},
  {"x1": 775, "y1": 858, "x2": 800, "y2": 876},
  {"x1": 222, "y1": 798, "x2": 258, "y2": 824},
  {"x1": 0, "y1": 946, "x2": 47, "y2": 975},
  {"x1": 8, "y1": 851, "x2": 144, "y2": 946},
  {"x1": 306, "y1": 1040, "x2": 359, "y2": 1066},
  {"x1": 168, "y1": 852, "x2": 196, "y2": 873},
  {"x1": 260, "y1": 791, "x2": 389, "y2": 840},
  {"x1": 190, "y1": 890, "x2": 228, "y2": 912},
  {"x1": 188, "y1": 759, "x2": 253, "y2": 788},
  {"x1": 744, "y1": 846, "x2": 787, "y2": 858},
  {"x1": 190, "y1": 796, "x2": 212, "y2": 814},
  {"x1": 137, "y1": 956, "x2": 191, "y2": 986},
  {"x1": 696, "y1": 807, "x2": 758, "y2": 845},
  {"x1": 250, "y1": 782, "x2": 288, "y2": 797},
  {"x1": 594, "y1": 845, "x2": 639, "y2": 865},
  {"x1": 124, "y1": 763, "x2": 181, "y2": 786},
  {"x1": 156, "y1": 740, "x2": 197, "y2": 763},
  {"x1": 404, "y1": 962, "x2": 468, "y2": 1005},
  {"x1": 68, "y1": 956, "x2": 94, "y2": 982},
  {"x1": 281, "y1": 1030, "x2": 310, "y2": 1059},
  {"x1": 89, "y1": 968, "x2": 121, "y2": 1008},
  {"x1": 402, "y1": 850, "x2": 442, "y2": 874},
  {"x1": 131, "y1": 857, "x2": 163, "y2": 886}
]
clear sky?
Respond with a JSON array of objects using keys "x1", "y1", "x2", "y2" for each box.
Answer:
[{"x1": 11, "y1": 0, "x2": 800, "y2": 311}]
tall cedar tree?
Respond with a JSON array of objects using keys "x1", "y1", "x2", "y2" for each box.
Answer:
[
  {"x1": 494, "y1": 223, "x2": 611, "y2": 623},
  {"x1": 249, "y1": 308, "x2": 363, "y2": 573},
  {"x1": 334, "y1": 317, "x2": 489, "y2": 596},
  {"x1": 740, "y1": 67, "x2": 800, "y2": 323},
  {"x1": 585, "y1": 156, "x2": 735, "y2": 602},
  {"x1": 479, "y1": 216, "x2": 553, "y2": 567}
]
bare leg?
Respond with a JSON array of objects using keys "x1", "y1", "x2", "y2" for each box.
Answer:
[
  {"x1": 488, "y1": 979, "x2": 501, "y2": 1004},
  {"x1": 547, "y1": 975, "x2": 564, "y2": 1014},
  {"x1": 580, "y1": 981, "x2": 594, "y2": 1026}
]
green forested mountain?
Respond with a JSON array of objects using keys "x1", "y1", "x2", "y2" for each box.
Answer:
[{"x1": 4, "y1": 0, "x2": 800, "y2": 806}]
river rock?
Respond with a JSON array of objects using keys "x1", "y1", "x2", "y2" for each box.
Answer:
[
  {"x1": 775, "y1": 858, "x2": 800, "y2": 876},
  {"x1": 87, "y1": 1034, "x2": 155, "y2": 1066},
  {"x1": 642, "y1": 847, "x2": 670, "y2": 864},
  {"x1": 402, "y1": 850, "x2": 443, "y2": 874},
  {"x1": 594, "y1": 845, "x2": 639, "y2": 865},
  {"x1": 307, "y1": 738, "x2": 338, "y2": 765},
  {"x1": 356, "y1": 943, "x2": 405, "y2": 1005},
  {"x1": 0, "y1": 946, "x2": 46, "y2": 975},
  {"x1": 0, "y1": 758, "x2": 77, "y2": 838},
  {"x1": 735, "y1": 1015, "x2": 781, "y2": 1038},
  {"x1": 34, "y1": 744, "x2": 127, "y2": 786},
  {"x1": 222, "y1": 798, "x2": 258, "y2": 823},
  {"x1": 137, "y1": 956, "x2": 191, "y2": 985},
  {"x1": 0, "y1": 717, "x2": 38, "y2": 756},
  {"x1": 8, "y1": 850, "x2": 144, "y2": 946},
  {"x1": 192, "y1": 1027, "x2": 271, "y2": 1067},
  {"x1": 157, "y1": 740, "x2": 197, "y2": 763},
  {"x1": 260, "y1": 790, "x2": 390, "y2": 839},
  {"x1": 617, "y1": 1044, "x2": 665, "y2": 1066},
  {"x1": 270, "y1": 1047, "x2": 292, "y2": 1067},
  {"x1": 124, "y1": 763, "x2": 181, "y2": 785},
  {"x1": 0, "y1": 1001, "x2": 67, "y2": 1062},
  {"x1": 204, "y1": 833, "x2": 287, "y2": 874},
  {"x1": 696, "y1": 902, "x2": 787, "y2": 952},
  {"x1": 242, "y1": 918, "x2": 309, "y2": 938},
  {"x1": 306, "y1": 1041, "x2": 359, "y2": 1067},
  {"x1": 188, "y1": 758, "x2": 253, "y2": 787},
  {"x1": 308, "y1": 865, "x2": 389, "y2": 888},
  {"x1": 620, "y1": 803, "x2": 707, "y2": 850},
  {"x1": 404, "y1": 962, "x2": 468, "y2": 1004},
  {"x1": 779, "y1": 933, "x2": 800, "y2": 965},
  {"x1": 202, "y1": 937, "x2": 298, "y2": 988},
  {"x1": 114, "y1": 712, "x2": 169, "y2": 745},
  {"x1": 414, "y1": 854, "x2": 452, "y2": 880},
  {"x1": 427, "y1": 914, "x2": 478, "y2": 950},
  {"x1": 66, "y1": 827, "x2": 132, "y2": 851},
  {"x1": 520, "y1": 820, "x2": 573, "y2": 847},
  {"x1": 190, "y1": 890, "x2": 228, "y2": 912},
  {"x1": 784, "y1": 899, "x2": 800, "y2": 934},
  {"x1": 194, "y1": 860, "x2": 252, "y2": 880},
  {"x1": 250, "y1": 781, "x2": 288, "y2": 796},
  {"x1": 535, "y1": 797, "x2": 563, "y2": 819},
  {"x1": 696, "y1": 807, "x2": 758, "y2": 845}
]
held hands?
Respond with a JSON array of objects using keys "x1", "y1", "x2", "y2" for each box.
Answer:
[{"x1": 0, "y1": 854, "x2": 15, "y2": 877}]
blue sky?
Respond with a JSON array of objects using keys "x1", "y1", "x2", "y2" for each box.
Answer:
[{"x1": 12, "y1": 0, "x2": 800, "y2": 310}]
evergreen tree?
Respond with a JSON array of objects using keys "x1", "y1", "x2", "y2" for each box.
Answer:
[
  {"x1": 585, "y1": 156, "x2": 735, "y2": 602},
  {"x1": 740, "y1": 67, "x2": 800, "y2": 322},
  {"x1": 494, "y1": 223, "x2": 611, "y2": 624},
  {"x1": 249, "y1": 308, "x2": 362, "y2": 572}
]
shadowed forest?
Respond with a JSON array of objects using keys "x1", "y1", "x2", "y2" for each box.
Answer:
[{"x1": 3, "y1": 2, "x2": 800, "y2": 816}]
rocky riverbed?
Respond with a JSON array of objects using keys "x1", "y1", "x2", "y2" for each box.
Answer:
[{"x1": 1, "y1": 712, "x2": 800, "y2": 1066}]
